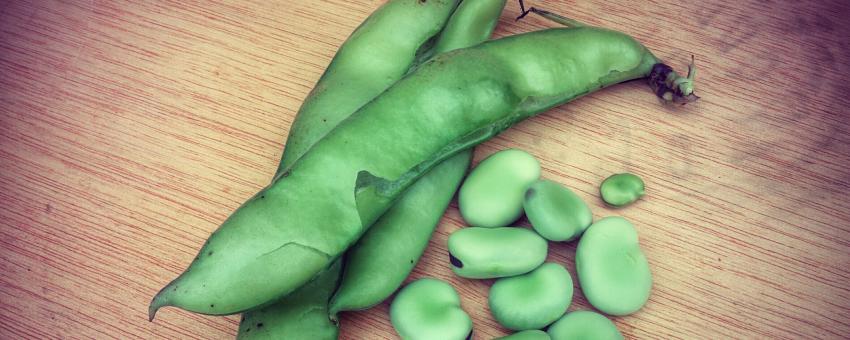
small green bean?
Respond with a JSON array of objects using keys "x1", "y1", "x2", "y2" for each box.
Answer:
[
  {"x1": 390, "y1": 278, "x2": 472, "y2": 340},
  {"x1": 448, "y1": 227, "x2": 547, "y2": 279},
  {"x1": 547, "y1": 311, "x2": 623, "y2": 340},
  {"x1": 523, "y1": 180, "x2": 592, "y2": 241},
  {"x1": 495, "y1": 330, "x2": 551, "y2": 340},
  {"x1": 599, "y1": 173, "x2": 645, "y2": 207},
  {"x1": 576, "y1": 216, "x2": 652, "y2": 315},
  {"x1": 489, "y1": 262, "x2": 573, "y2": 330},
  {"x1": 459, "y1": 149, "x2": 541, "y2": 228}
]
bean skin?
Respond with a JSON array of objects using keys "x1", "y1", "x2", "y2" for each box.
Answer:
[
  {"x1": 523, "y1": 179, "x2": 592, "y2": 241},
  {"x1": 599, "y1": 173, "x2": 645, "y2": 207},
  {"x1": 448, "y1": 227, "x2": 548, "y2": 279},
  {"x1": 576, "y1": 216, "x2": 652, "y2": 315},
  {"x1": 547, "y1": 311, "x2": 623, "y2": 340},
  {"x1": 489, "y1": 262, "x2": 573, "y2": 330},
  {"x1": 236, "y1": 260, "x2": 342, "y2": 340},
  {"x1": 459, "y1": 149, "x2": 541, "y2": 228},
  {"x1": 390, "y1": 278, "x2": 472, "y2": 340}
]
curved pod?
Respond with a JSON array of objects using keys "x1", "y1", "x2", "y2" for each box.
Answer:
[
  {"x1": 496, "y1": 330, "x2": 551, "y2": 340},
  {"x1": 329, "y1": 0, "x2": 507, "y2": 315},
  {"x1": 151, "y1": 25, "x2": 686, "y2": 317},
  {"x1": 236, "y1": 260, "x2": 342, "y2": 340},
  {"x1": 276, "y1": 0, "x2": 462, "y2": 173}
]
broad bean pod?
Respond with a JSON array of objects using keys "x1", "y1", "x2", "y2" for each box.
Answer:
[
  {"x1": 235, "y1": 0, "x2": 478, "y2": 337},
  {"x1": 151, "y1": 16, "x2": 695, "y2": 318},
  {"x1": 236, "y1": 260, "x2": 341, "y2": 340},
  {"x1": 329, "y1": 0, "x2": 507, "y2": 315}
]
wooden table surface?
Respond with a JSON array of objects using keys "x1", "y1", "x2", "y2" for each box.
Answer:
[{"x1": 2, "y1": 0, "x2": 849, "y2": 339}]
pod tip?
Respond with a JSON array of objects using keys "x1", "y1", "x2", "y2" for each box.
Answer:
[{"x1": 148, "y1": 284, "x2": 172, "y2": 322}]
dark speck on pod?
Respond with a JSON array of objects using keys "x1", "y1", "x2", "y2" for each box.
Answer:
[
  {"x1": 449, "y1": 253, "x2": 463, "y2": 268},
  {"x1": 256, "y1": 322, "x2": 264, "y2": 328},
  {"x1": 525, "y1": 188, "x2": 535, "y2": 200},
  {"x1": 208, "y1": 251, "x2": 213, "y2": 256},
  {"x1": 210, "y1": 304, "x2": 214, "y2": 308}
]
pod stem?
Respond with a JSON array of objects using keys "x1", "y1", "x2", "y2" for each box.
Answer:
[
  {"x1": 515, "y1": 1, "x2": 698, "y2": 104},
  {"x1": 649, "y1": 56, "x2": 699, "y2": 104},
  {"x1": 516, "y1": 0, "x2": 586, "y2": 27}
]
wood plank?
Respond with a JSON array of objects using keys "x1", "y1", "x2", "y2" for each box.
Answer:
[{"x1": 1, "y1": 0, "x2": 848, "y2": 338}]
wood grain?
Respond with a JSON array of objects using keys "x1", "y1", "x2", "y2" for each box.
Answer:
[{"x1": 1, "y1": 0, "x2": 849, "y2": 339}]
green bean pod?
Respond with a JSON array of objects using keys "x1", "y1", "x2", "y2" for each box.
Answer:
[
  {"x1": 149, "y1": 0, "x2": 461, "y2": 318},
  {"x1": 433, "y1": 0, "x2": 508, "y2": 54},
  {"x1": 234, "y1": 0, "x2": 479, "y2": 336},
  {"x1": 495, "y1": 330, "x2": 551, "y2": 340},
  {"x1": 151, "y1": 23, "x2": 694, "y2": 317},
  {"x1": 448, "y1": 227, "x2": 548, "y2": 279},
  {"x1": 329, "y1": 0, "x2": 507, "y2": 315},
  {"x1": 236, "y1": 259, "x2": 341, "y2": 340},
  {"x1": 488, "y1": 262, "x2": 573, "y2": 330},
  {"x1": 328, "y1": 152, "x2": 469, "y2": 315},
  {"x1": 547, "y1": 311, "x2": 623, "y2": 340},
  {"x1": 275, "y1": 0, "x2": 461, "y2": 173}
]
